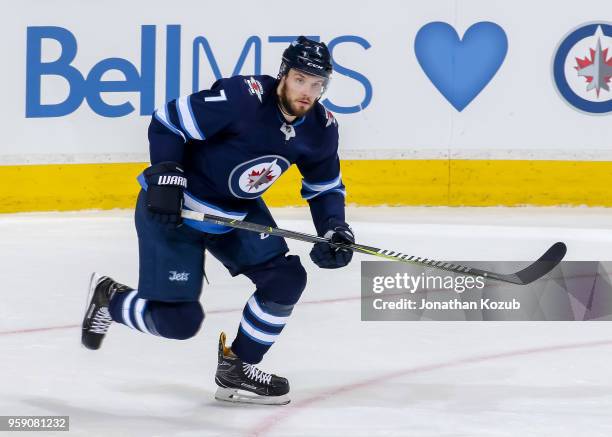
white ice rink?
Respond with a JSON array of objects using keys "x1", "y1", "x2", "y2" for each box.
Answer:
[{"x1": 2, "y1": 206, "x2": 612, "y2": 437}]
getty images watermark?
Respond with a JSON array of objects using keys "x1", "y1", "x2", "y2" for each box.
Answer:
[
  {"x1": 369, "y1": 268, "x2": 518, "y2": 313},
  {"x1": 361, "y1": 261, "x2": 612, "y2": 321}
]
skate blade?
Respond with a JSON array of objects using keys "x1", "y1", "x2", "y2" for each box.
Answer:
[
  {"x1": 81, "y1": 272, "x2": 101, "y2": 350},
  {"x1": 215, "y1": 387, "x2": 290, "y2": 405},
  {"x1": 83, "y1": 272, "x2": 100, "y2": 321}
]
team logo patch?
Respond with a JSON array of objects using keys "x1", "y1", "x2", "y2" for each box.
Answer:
[
  {"x1": 245, "y1": 77, "x2": 264, "y2": 102},
  {"x1": 324, "y1": 109, "x2": 337, "y2": 127},
  {"x1": 228, "y1": 155, "x2": 290, "y2": 199},
  {"x1": 553, "y1": 22, "x2": 612, "y2": 114}
]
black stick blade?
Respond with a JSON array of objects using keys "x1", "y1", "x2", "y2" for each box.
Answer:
[{"x1": 511, "y1": 242, "x2": 567, "y2": 285}]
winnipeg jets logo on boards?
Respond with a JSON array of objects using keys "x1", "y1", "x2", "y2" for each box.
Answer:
[
  {"x1": 324, "y1": 109, "x2": 337, "y2": 127},
  {"x1": 245, "y1": 77, "x2": 263, "y2": 102},
  {"x1": 228, "y1": 155, "x2": 290, "y2": 199},
  {"x1": 553, "y1": 22, "x2": 612, "y2": 114},
  {"x1": 280, "y1": 122, "x2": 296, "y2": 141},
  {"x1": 575, "y1": 37, "x2": 612, "y2": 97}
]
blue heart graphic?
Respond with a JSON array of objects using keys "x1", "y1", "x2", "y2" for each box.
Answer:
[{"x1": 414, "y1": 22, "x2": 508, "y2": 111}]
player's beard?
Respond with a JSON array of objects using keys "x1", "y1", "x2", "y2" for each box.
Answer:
[{"x1": 278, "y1": 82, "x2": 315, "y2": 118}]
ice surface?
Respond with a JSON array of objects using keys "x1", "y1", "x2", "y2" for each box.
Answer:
[{"x1": 1, "y1": 206, "x2": 612, "y2": 437}]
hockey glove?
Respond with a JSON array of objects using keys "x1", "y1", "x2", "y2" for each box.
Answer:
[
  {"x1": 310, "y1": 219, "x2": 355, "y2": 269},
  {"x1": 143, "y1": 161, "x2": 187, "y2": 226}
]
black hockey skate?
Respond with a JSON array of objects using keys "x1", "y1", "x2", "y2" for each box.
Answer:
[
  {"x1": 81, "y1": 273, "x2": 130, "y2": 350},
  {"x1": 214, "y1": 332, "x2": 290, "y2": 405}
]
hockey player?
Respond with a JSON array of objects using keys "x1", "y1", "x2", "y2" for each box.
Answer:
[{"x1": 81, "y1": 36, "x2": 354, "y2": 405}]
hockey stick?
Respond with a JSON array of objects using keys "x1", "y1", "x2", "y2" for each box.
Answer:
[{"x1": 181, "y1": 210, "x2": 567, "y2": 285}]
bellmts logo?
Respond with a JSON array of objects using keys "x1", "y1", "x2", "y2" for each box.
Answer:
[{"x1": 25, "y1": 26, "x2": 373, "y2": 118}]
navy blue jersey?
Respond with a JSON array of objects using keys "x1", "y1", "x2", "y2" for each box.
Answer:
[{"x1": 141, "y1": 75, "x2": 346, "y2": 234}]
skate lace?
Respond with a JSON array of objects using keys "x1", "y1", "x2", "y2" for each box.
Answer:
[
  {"x1": 242, "y1": 363, "x2": 272, "y2": 385},
  {"x1": 90, "y1": 307, "x2": 112, "y2": 334}
]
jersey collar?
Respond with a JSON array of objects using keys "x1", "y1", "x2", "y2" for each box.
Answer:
[{"x1": 275, "y1": 107, "x2": 305, "y2": 126}]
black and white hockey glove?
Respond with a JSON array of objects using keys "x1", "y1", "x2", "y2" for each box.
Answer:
[
  {"x1": 310, "y1": 218, "x2": 354, "y2": 269},
  {"x1": 143, "y1": 161, "x2": 187, "y2": 226}
]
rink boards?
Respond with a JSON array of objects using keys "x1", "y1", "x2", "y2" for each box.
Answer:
[
  {"x1": 2, "y1": 0, "x2": 611, "y2": 212},
  {"x1": 1, "y1": 159, "x2": 611, "y2": 212}
]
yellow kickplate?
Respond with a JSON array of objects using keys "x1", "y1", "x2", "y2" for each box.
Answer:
[{"x1": 0, "y1": 159, "x2": 610, "y2": 213}]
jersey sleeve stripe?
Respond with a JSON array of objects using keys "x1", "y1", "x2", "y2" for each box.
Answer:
[
  {"x1": 186, "y1": 95, "x2": 206, "y2": 139},
  {"x1": 176, "y1": 96, "x2": 205, "y2": 141},
  {"x1": 301, "y1": 174, "x2": 345, "y2": 199},
  {"x1": 301, "y1": 174, "x2": 342, "y2": 192},
  {"x1": 154, "y1": 104, "x2": 186, "y2": 142},
  {"x1": 302, "y1": 187, "x2": 346, "y2": 200}
]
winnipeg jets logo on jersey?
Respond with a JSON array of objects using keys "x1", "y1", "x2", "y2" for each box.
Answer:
[
  {"x1": 228, "y1": 155, "x2": 290, "y2": 199},
  {"x1": 280, "y1": 123, "x2": 296, "y2": 141},
  {"x1": 246, "y1": 159, "x2": 277, "y2": 190},
  {"x1": 324, "y1": 109, "x2": 337, "y2": 128},
  {"x1": 245, "y1": 77, "x2": 264, "y2": 102}
]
